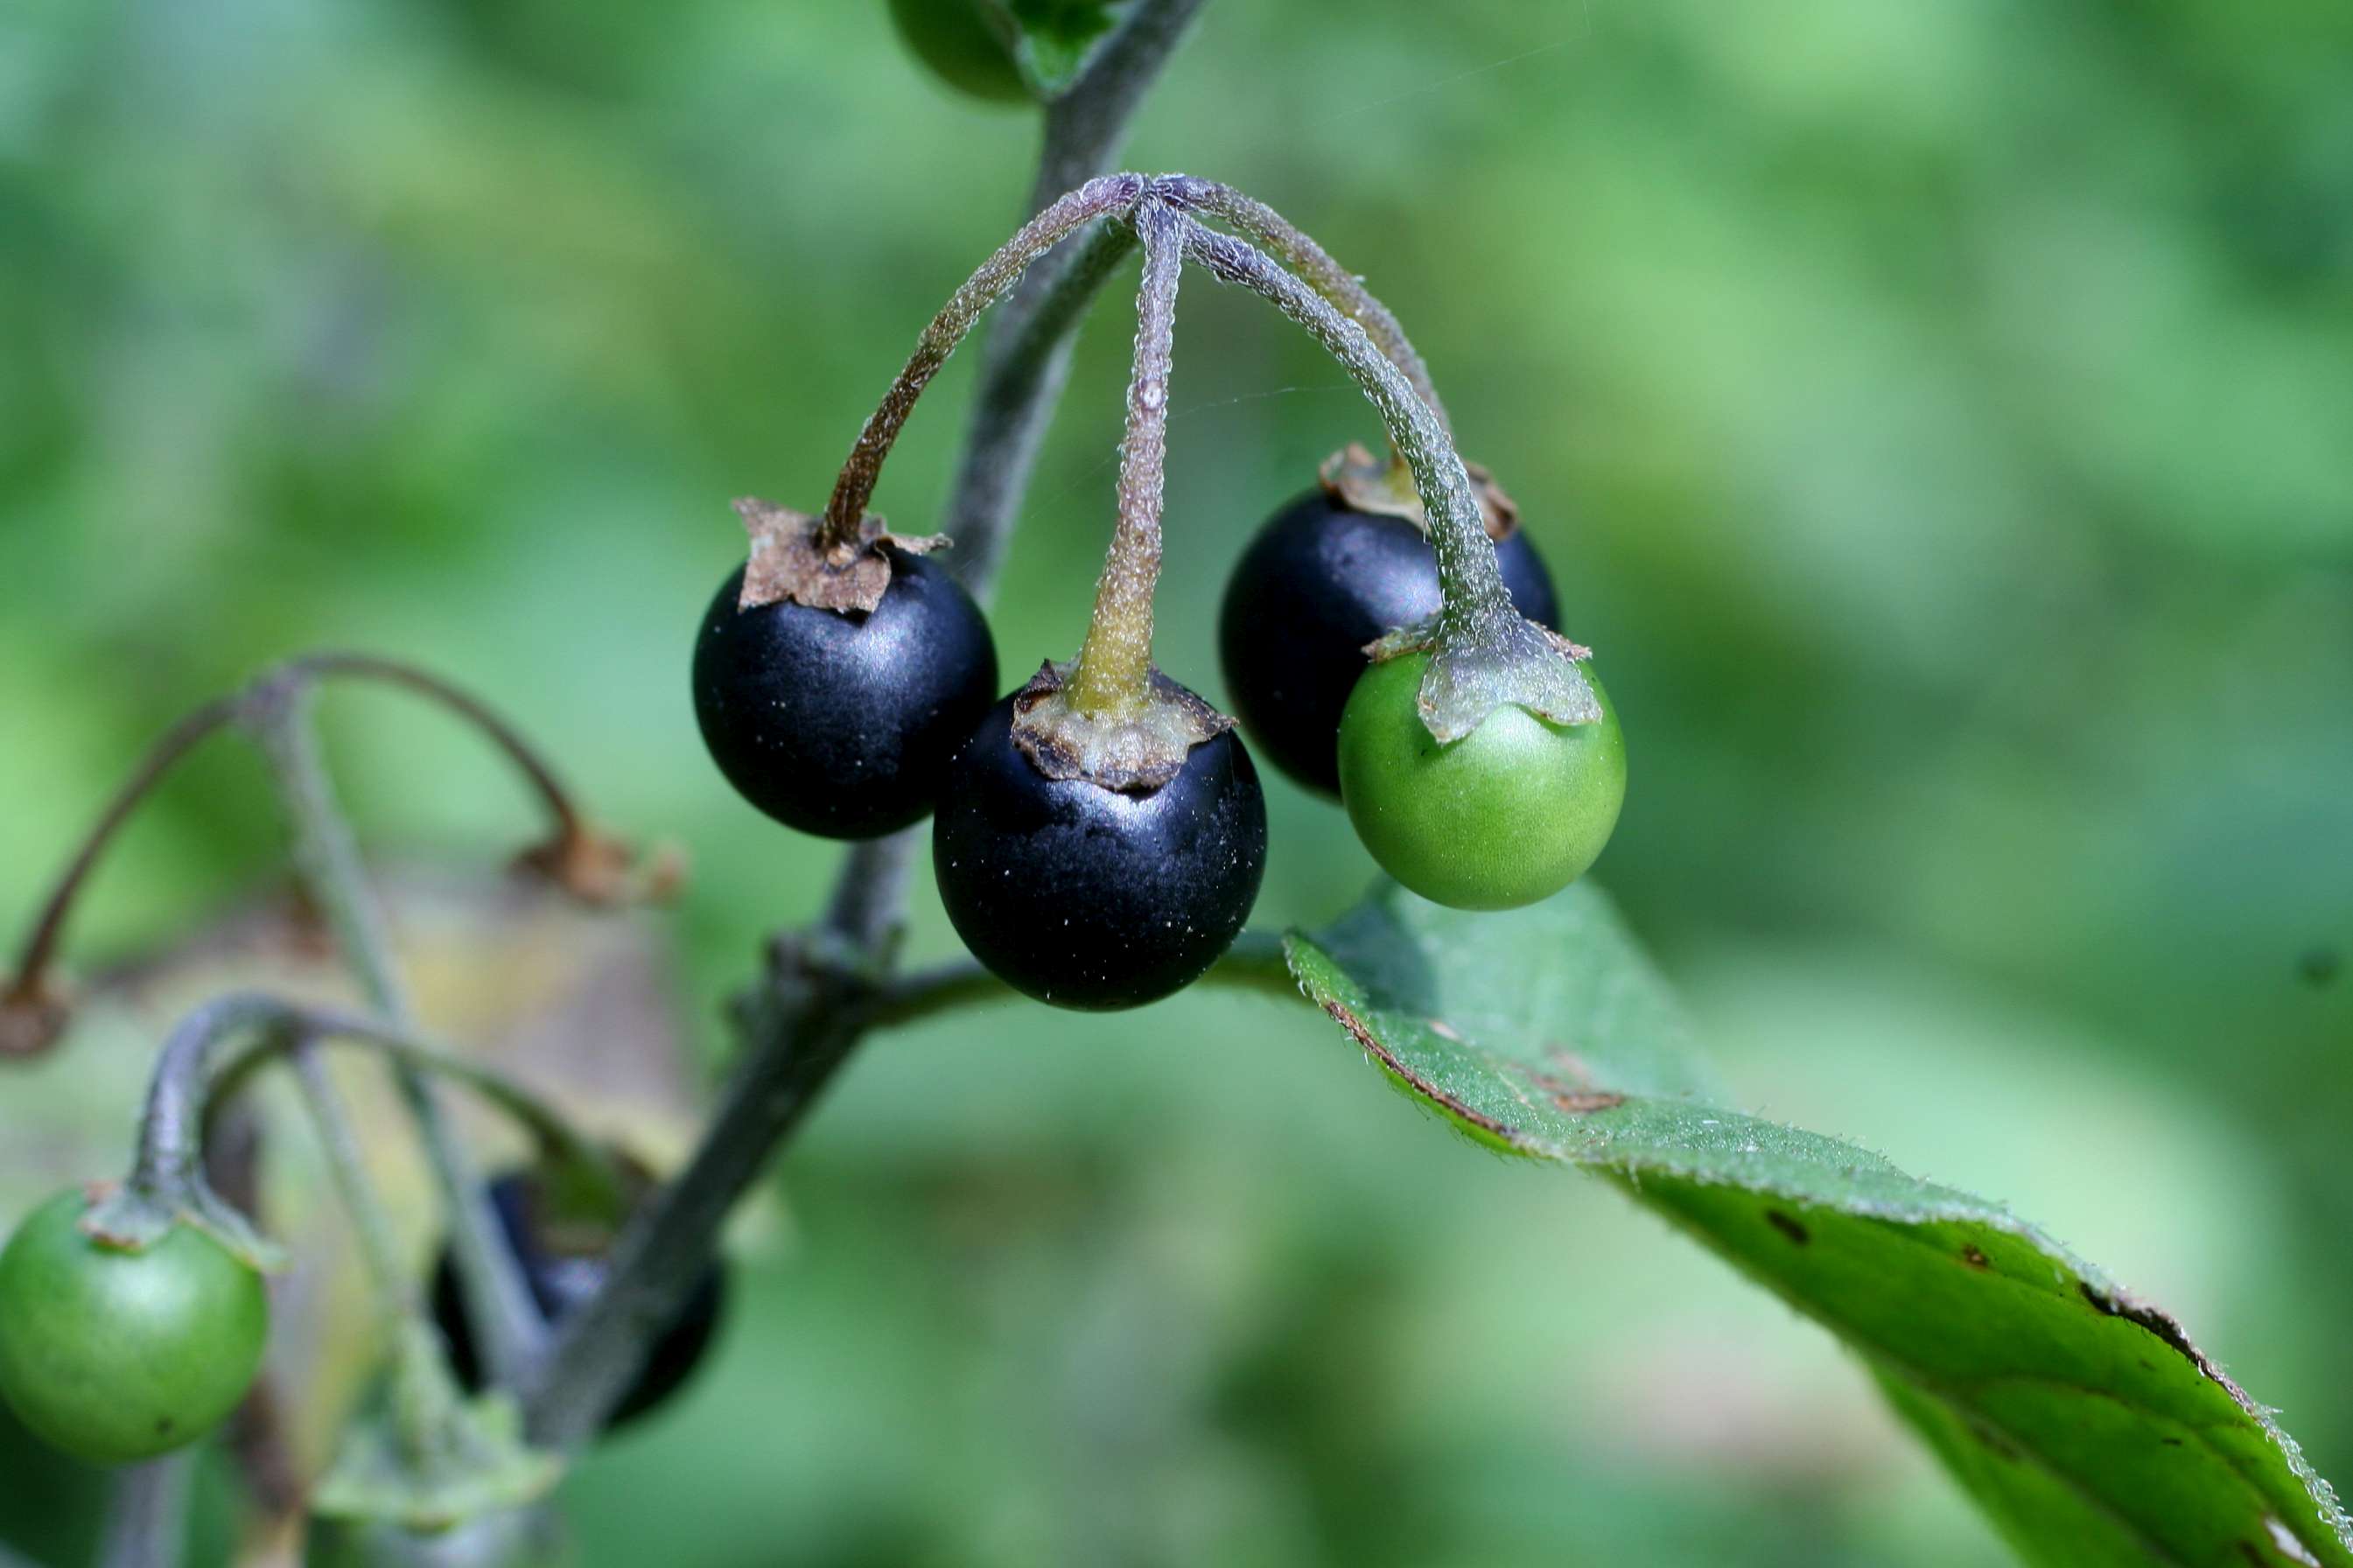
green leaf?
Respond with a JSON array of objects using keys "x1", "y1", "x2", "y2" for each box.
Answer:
[
  {"x1": 1285, "y1": 880, "x2": 2351, "y2": 1568},
  {"x1": 996, "y1": 0, "x2": 1124, "y2": 96}
]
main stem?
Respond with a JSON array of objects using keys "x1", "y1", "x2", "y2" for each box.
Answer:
[
  {"x1": 1172, "y1": 215, "x2": 1514, "y2": 635},
  {"x1": 244, "y1": 682, "x2": 549, "y2": 1388},
  {"x1": 819, "y1": 174, "x2": 1147, "y2": 549},
  {"x1": 1065, "y1": 199, "x2": 1183, "y2": 717},
  {"x1": 524, "y1": 0, "x2": 1207, "y2": 1448}
]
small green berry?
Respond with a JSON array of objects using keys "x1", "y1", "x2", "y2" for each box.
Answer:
[
  {"x1": 0, "y1": 1188, "x2": 270, "y2": 1466},
  {"x1": 1337, "y1": 651, "x2": 1625, "y2": 910}
]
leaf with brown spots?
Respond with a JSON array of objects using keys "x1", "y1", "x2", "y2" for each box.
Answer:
[{"x1": 1285, "y1": 878, "x2": 2352, "y2": 1568}]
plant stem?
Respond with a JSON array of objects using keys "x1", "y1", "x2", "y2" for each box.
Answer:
[
  {"x1": 1170, "y1": 214, "x2": 1514, "y2": 636},
  {"x1": 522, "y1": 0, "x2": 1206, "y2": 1449},
  {"x1": 242, "y1": 679, "x2": 549, "y2": 1388},
  {"x1": 95, "y1": 1454, "x2": 193, "y2": 1568},
  {"x1": 1162, "y1": 178, "x2": 1450, "y2": 435},
  {"x1": 1066, "y1": 198, "x2": 1183, "y2": 717},
  {"x1": 4, "y1": 696, "x2": 241, "y2": 1024},
  {"x1": 7, "y1": 650, "x2": 598, "y2": 1054},
  {"x1": 1032, "y1": 0, "x2": 1210, "y2": 205},
  {"x1": 289, "y1": 1040, "x2": 419, "y2": 1326},
  {"x1": 942, "y1": 0, "x2": 1210, "y2": 591},
  {"x1": 819, "y1": 173, "x2": 1148, "y2": 550},
  {"x1": 128, "y1": 992, "x2": 622, "y2": 1232},
  {"x1": 128, "y1": 994, "x2": 297, "y2": 1198},
  {"x1": 285, "y1": 652, "x2": 588, "y2": 850}
]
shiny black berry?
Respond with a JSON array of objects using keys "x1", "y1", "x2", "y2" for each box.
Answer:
[
  {"x1": 692, "y1": 552, "x2": 997, "y2": 839},
  {"x1": 933, "y1": 697, "x2": 1268, "y2": 1011},
  {"x1": 431, "y1": 1171, "x2": 724, "y2": 1429},
  {"x1": 1217, "y1": 490, "x2": 1560, "y2": 795}
]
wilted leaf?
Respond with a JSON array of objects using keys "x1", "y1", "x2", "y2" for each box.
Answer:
[{"x1": 1285, "y1": 880, "x2": 2352, "y2": 1568}]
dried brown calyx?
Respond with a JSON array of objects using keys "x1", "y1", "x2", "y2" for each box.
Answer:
[
  {"x1": 732, "y1": 497, "x2": 950, "y2": 617},
  {"x1": 0, "y1": 978, "x2": 70, "y2": 1060},
  {"x1": 513, "y1": 826, "x2": 687, "y2": 909},
  {"x1": 1319, "y1": 441, "x2": 1520, "y2": 541},
  {"x1": 1008, "y1": 661, "x2": 1235, "y2": 794}
]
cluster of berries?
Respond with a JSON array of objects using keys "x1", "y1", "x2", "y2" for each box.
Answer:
[{"x1": 692, "y1": 476, "x2": 1624, "y2": 1012}]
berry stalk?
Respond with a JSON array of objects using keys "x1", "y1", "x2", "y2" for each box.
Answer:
[
  {"x1": 1065, "y1": 198, "x2": 1184, "y2": 718},
  {"x1": 4, "y1": 652, "x2": 621, "y2": 1060},
  {"x1": 118, "y1": 993, "x2": 620, "y2": 1254},
  {"x1": 819, "y1": 172, "x2": 1149, "y2": 551},
  {"x1": 1172, "y1": 213, "x2": 1602, "y2": 738},
  {"x1": 1172, "y1": 214, "x2": 1504, "y2": 634},
  {"x1": 527, "y1": 0, "x2": 1209, "y2": 1448},
  {"x1": 935, "y1": 215, "x2": 1139, "y2": 590},
  {"x1": 1160, "y1": 177, "x2": 1451, "y2": 436},
  {"x1": 1, "y1": 696, "x2": 241, "y2": 1055}
]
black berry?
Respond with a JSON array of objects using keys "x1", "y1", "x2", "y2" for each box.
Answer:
[
  {"x1": 692, "y1": 551, "x2": 998, "y2": 839},
  {"x1": 1217, "y1": 490, "x2": 1559, "y2": 795},
  {"x1": 432, "y1": 1171, "x2": 724, "y2": 1429},
  {"x1": 933, "y1": 696, "x2": 1268, "y2": 1011}
]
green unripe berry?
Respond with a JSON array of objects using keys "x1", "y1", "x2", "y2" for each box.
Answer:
[
  {"x1": 0, "y1": 1188, "x2": 270, "y2": 1466},
  {"x1": 1337, "y1": 651, "x2": 1626, "y2": 910}
]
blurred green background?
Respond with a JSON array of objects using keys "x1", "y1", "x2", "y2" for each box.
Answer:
[{"x1": 4, "y1": 0, "x2": 2350, "y2": 1563}]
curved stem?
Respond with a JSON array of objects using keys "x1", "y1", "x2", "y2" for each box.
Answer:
[
  {"x1": 1162, "y1": 178, "x2": 1450, "y2": 436},
  {"x1": 287, "y1": 653, "x2": 586, "y2": 848},
  {"x1": 819, "y1": 173, "x2": 1148, "y2": 550},
  {"x1": 942, "y1": 0, "x2": 1208, "y2": 590},
  {"x1": 1066, "y1": 199, "x2": 1184, "y2": 717},
  {"x1": 4, "y1": 696, "x2": 241, "y2": 1018},
  {"x1": 7, "y1": 651, "x2": 596, "y2": 1046},
  {"x1": 130, "y1": 992, "x2": 623, "y2": 1222},
  {"x1": 1171, "y1": 214, "x2": 1514, "y2": 636}
]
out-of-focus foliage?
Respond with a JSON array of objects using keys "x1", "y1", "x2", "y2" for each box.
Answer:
[{"x1": 0, "y1": 0, "x2": 2347, "y2": 1563}]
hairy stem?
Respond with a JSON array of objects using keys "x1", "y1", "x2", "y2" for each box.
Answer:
[
  {"x1": 1162, "y1": 177, "x2": 1449, "y2": 435},
  {"x1": 1066, "y1": 199, "x2": 1183, "y2": 717},
  {"x1": 96, "y1": 1454, "x2": 193, "y2": 1568},
  {"x1": 820, "y1": 173, "x2": 1148, "y2": 549},
  {"x1": 523, "y1": 0, "x2": 1205, "y2": 1449},
  {"x1": 1171, "y1": 215, "x2": 1513, "y2": 634},
  {"x1": 243, "y1": 680, "x2": 548, "y2": 1387},
  {"x1": 942, "y1": 0, "x2": 1210, "y2": 591}
]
